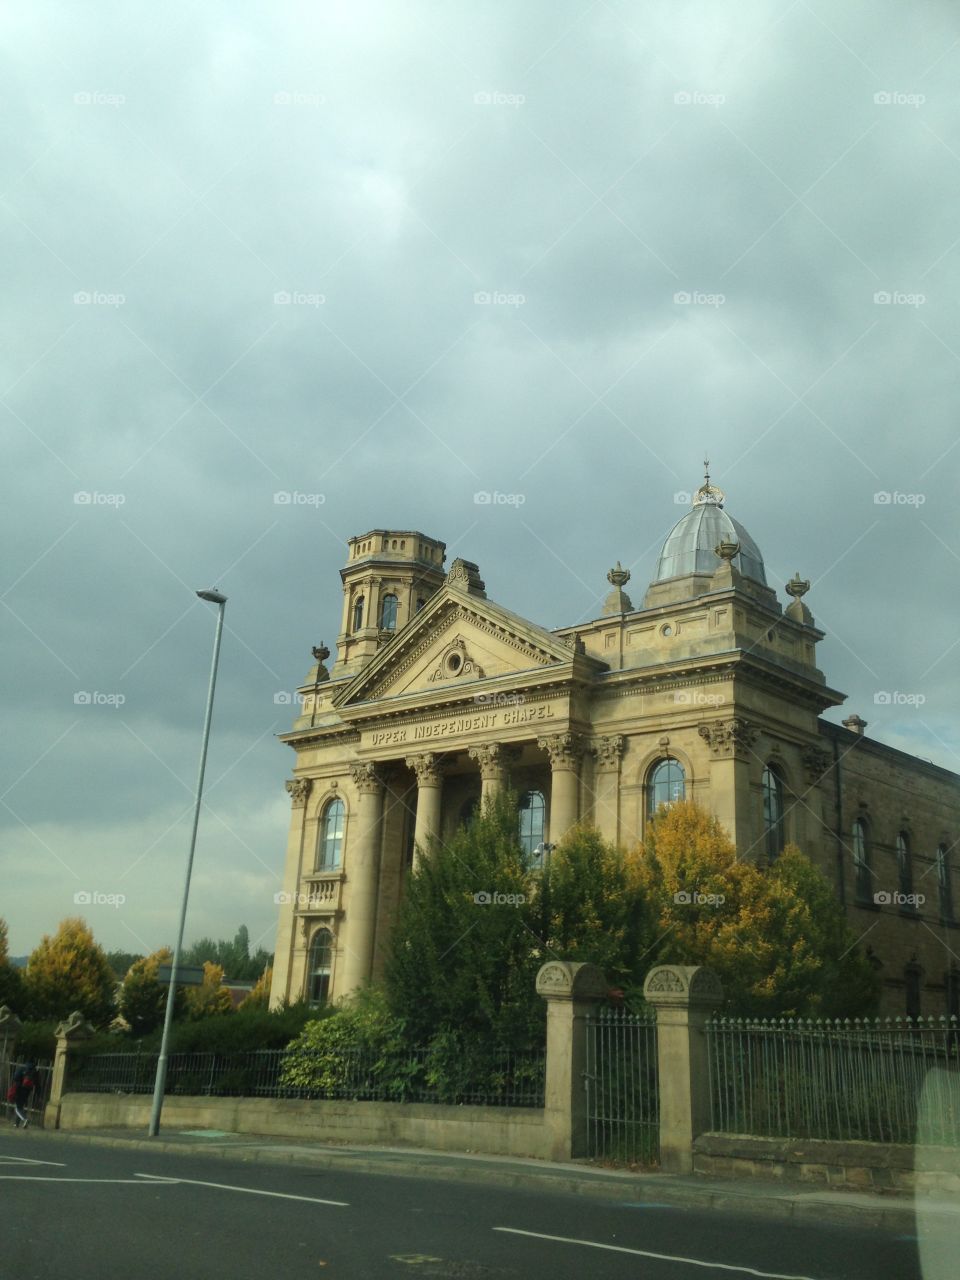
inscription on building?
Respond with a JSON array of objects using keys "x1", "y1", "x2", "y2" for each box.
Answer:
[{"x1": 367, "y1": 703, "x2": 556, "y2": 748}]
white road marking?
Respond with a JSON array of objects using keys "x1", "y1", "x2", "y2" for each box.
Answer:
[
  {"x1": 0, "y1": 1177, "x2": 174, "y2": 1184},
  {"x1": 134, "y1": 1173, "x2": 348, "y2": 1206},
  {"x1": 493, "y1": 1228, "x2": 823, "y2": 1279},
  {"x1": 0, "y1": 1156, "x2": 67, "y2": 1167}
]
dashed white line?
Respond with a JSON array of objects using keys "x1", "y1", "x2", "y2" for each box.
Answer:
[{"x1": 493, "y1": 1228, "x2": 823, "y2": 1278}]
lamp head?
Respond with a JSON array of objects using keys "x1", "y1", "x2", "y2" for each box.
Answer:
[{"x1": 196, "y1": 588, "x2": 227, "y2": 605}]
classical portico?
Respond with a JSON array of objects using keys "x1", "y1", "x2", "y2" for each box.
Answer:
[{"x1": 270, "y1": 490, "x2": 960, "y2": 1018}]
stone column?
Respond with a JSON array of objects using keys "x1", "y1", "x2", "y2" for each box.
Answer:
[
  {"x1": 337, "y1": 763, "x2": 386, "y2": 997},
  {"x1": 539, "y1": 733, "x2": 585, "y2": 842},
  {"x1": 801, "y1": 744, "x2": 832, "y2": 859},
  {"x1": 270, "y1": 776, "x2": 313, "y2": 1009},
  {"x1": 697, "y1": 718, "x2": 757, "y2": 856},
  {"x1": 591, "y1": 735, "x2": 624, "y2": 843},
  {"x1": 47, "y1": 1011, "x2": 94, "y2": 1130},
  {"x1": 468, "y1": 742, "x2": 509, "y2": 804},
  {"x1": 643, "y1": 965, "x2": 723, "y2": 1174},
  {"x1": 406, "y1": 753, "x2": 444, "y2": 867},
  {"x1": 0, "y1": 1006, "x2": 22, "y2": 1100},
  {"x1": 537, "y1": 960, "x2": 609, "y2": 1160}
]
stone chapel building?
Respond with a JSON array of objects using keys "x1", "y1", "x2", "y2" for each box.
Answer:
[{"x1": 270, "y1": 474, "x2": 960, "y2": 1018}]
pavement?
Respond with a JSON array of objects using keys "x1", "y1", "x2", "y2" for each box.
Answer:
[{"x1": 21, "y1": 1123, "x2": 960, "y2": 1232}]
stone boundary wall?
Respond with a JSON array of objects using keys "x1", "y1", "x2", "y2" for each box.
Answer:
[
  {"x1": 693, "y1": 1133, "x2": 960, "y2": 1195},
  {"x1": 58, "y1": 1093, "x2": 552, "y2": 1160}
]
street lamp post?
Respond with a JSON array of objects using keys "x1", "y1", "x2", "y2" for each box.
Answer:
[{"x1": 148, "y1": 588, "x2": 227, "y2": 1137}]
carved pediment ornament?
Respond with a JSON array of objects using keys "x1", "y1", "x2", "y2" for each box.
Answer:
[
  {"x1": 285, "y1": 777, "x2": 313, "y2": 807},
  {"x1": 428, "y1": 636, "x2": 485, "y2": 683},
  {"x1": 697, "y1": 717, "x2": 758, "y2": 758}
]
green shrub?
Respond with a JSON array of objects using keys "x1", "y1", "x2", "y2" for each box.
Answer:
[{"x1": 280, "y1": 987, "x2": 409, "y2": 1095}]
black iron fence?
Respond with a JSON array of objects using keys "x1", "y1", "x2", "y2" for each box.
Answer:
[
  {"x1": 708, "y1": 1015, "x2": 960, "y2": 1145},
  {"x1": 584, "y1": 1007, "x2": 659, "y2": 1165},
  {"x1": 68, "y1": 1045, "x2": 546, "y2": 1108}
]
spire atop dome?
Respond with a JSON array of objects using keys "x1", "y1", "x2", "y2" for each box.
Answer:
[{"x1": 694, "y1": 457, "x2": 725, "y2": 508}]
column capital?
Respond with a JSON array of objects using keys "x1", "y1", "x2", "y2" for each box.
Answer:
[
  {"x1": 538, "y1": 732, "x2": 586, "y2": 771},
  {"x1": 801, "y1": 743, "x2": 831, "y2": 785},
  {"x1": 697, "y1": 717, "x2": 758, "y2": 759},
  {"x1": 591, "y1": 734, "x2": 625, "y2": 770},
  {"x1": 467, "y1": 742, "x2": 507, "y2": 780},
  {"x1": 285, "y1": 777, "x2": 313, "y2": 808},
  {"x1": 350, "y1": 761, "x2": 384, "y2": 794},
  {"x1": 405, "y1": 752, "x2": 444, "y2": 788}
]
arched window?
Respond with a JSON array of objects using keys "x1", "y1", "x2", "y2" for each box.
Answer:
[
  {"x1": 896, "y1": 832, "x2": 914, "y2": 904},
  {"x1": 519, "y1": 790, "x2": 546, "y2": 863},
  {"x1": 938, "y1": 844, "x2": 954, "y2": 921},
  {"x1": 317, "y1": 797, "x2": 344, "y2": 871},
  {"x1": 352, "y1": 595, "x2": 365, "y2": 632},
  {"x1": 308, "y1": 928, "x2": 333, "y2": 1007},
  {"x1": 415, "y1": 597, "x2": 426, "y2": 615},
  {"x1": 852, "y1": 818, "x2": 871, "y2": 901},
  {"x1": 761, "y1": 765, "x2": 785, "y2": 861},
  {"x1": 380, "y1": 594, "x2": 398, "y2": 630},
  {"x1": 647, "y1": 758, "x2": 685, "y2": 818}
]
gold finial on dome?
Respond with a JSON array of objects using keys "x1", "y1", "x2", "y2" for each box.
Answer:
[{"x1": 694, "y1": 457, "x2": 725, "y2": 507}]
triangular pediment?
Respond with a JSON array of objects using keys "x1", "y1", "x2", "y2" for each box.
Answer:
[{"x1": 333, "y1": 585, "x2": 594, "y2": 709}]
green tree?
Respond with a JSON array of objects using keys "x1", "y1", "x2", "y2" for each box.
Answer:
[
  {"x1": 631, "y1": 800, "x2": 881, "y2": 1017},
  {"x1": 105, "y1": 950, "x2": 144, "y2": 981},
  {"x1": 118, "y1": 947, "x2": 186, "y2": 1035},
  {"x1": 385, "y1": 791, "x2": 542, "y2": 1049},
  {"x1": 0, "y1": 918, "x2": 25, "y2": 1011},
  {"x1": 23, "y1": 918, "x2": 117, "y2": 1026},
  {"x1": 184, "y1": 961, "x2": 234, "y2": 1021}
]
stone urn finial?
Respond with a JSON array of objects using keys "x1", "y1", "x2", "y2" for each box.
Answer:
[{"x1": 714, "y1": 540, "x2": 740, "y2": 562}]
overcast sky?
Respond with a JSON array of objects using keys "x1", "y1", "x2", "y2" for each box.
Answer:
[{"x1": 3, "y1": 2, "x2": 958, "y2": 958}]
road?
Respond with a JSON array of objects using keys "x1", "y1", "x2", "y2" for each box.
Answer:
[{"x1": 0, "y1": 1130, "x2": 932, "y2": 1279}]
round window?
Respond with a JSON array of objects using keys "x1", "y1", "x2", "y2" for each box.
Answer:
[
  {"x1": 446, "y1": 652, "x2": 462, "y2": 673},
  {"x1": 662, "y1": 624, "x2": 673, "y2": 637}
]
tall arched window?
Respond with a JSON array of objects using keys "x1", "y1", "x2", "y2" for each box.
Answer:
[
  {"x1": 519, "y1": 790, "x2": 546, "y2": 862},
  {"x1": 647, "y1": 758, "x2": 685, "y2": 818},
  {"x1": 896, "y1": 832, "x2": 914, "y2": 904},
  {"x1": 352, "y1": 595, "x2": 365, "y2": 632},
  {"x1": 459, "y1": 795, "x2": 479, "y2": 830},
  {"x1": 317, "y1": 797, "x2": 344, "y2": 871},
  {"x1": 938, "y1": 844, "x2": 954, "y2": 921},
  {"x1": 852, "y1": 818, "x2": 871, "y2": 901},
  {"x1": 761, "y1": 765, "x2": 785, "y2": 861},
  {"x1": 380, "y1": 594, "x2": 398, "y2": 630},
  {"x1": 308, "y1": 928, "x2": 333, "y2": 1006}
]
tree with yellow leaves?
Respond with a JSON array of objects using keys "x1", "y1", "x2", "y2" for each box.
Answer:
[
  {"x1": 23, "y1": 918, "x2": 117, "y2": 1026},
  {"x1": 0, "y1": 918, "x2": 25, "y2": 1011},
  {"x1": 118, "y1": 947, "x2": 187, "y2": 1035},
  {"x1": 630, "y1": 800, "x2": 880, "y2": 1017},
  {"x1": 239, "y1": 965, "x2": 273, "y2": 1011},
  {"x1": 184, "y1": 961, "x2": 234, "y2": 1020}
]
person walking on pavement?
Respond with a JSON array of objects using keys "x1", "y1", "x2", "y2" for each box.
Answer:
[{"x1": 10, "y1": 1062, "x2": 37, "y2": 1128}]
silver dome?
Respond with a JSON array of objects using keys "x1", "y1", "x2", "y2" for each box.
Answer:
[{"x1": 653, "y1": 486, "x2": 767, "y2": 586}]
